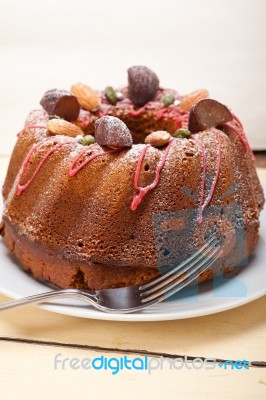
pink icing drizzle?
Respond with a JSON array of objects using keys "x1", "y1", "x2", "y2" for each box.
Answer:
[
  {"x1": 69, "y1": 145, "x2": 122, "y2": 176},
  {"x1": 156, "y1": 106, "x2": 189, "y2": 131},
  {"x1": 224, "y1": 114, "x2": 255, "y2": 162},
  {"x1": 191, "y1": 130, "x2": 222, "y2": 224},
  {"x1": 17, "y1": 100, "x2": 247, "y2": 221},
  {"x1": 129, "y1": 106, "x2": 146, "y2": 117},
  {"x1": 130, "y1": 103, "x2": 185, "y2": 122},
  {"x1": 202, "y1": 130, "x2": 222, "y2": 209},
  {"x1": 97, "y1": 108, "x2": 106, "y2": 118},
  {"x1": 156, "y1": 107, "x2": 168, "y2": 120},
  {"x1": 17, "y1": 137, "x2": 75, "y2": 195},
  {"x1": 191, "y1": 135, "x2": 206, "y2": 224},
  {"x1": 174, "y1": 113, "x2": 189, "y2": 130},
  {"x1": 131, "y1": 139, "x2": 174, "y2": 211},
  {"x1": 17, "y1": 124, "x2": 47, "y2": 138}
]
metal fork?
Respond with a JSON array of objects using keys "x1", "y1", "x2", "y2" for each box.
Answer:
[{"x1": 0, "y1": 236, "x2": 223, "y2": 313}]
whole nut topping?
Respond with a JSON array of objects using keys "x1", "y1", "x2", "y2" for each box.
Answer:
[
  {"x1": 81, "y1": 135, "x2": 95, "y2": 146},
  {"x1": 95, "y1": 116, "x2": 133, "y2": 148},
  {"x1": 128, "y1": 65, "x2": 159, "y2": 107},
  {"x1": 188, "y1": 99, "x2": 233, "y2": 133},
  {"x1": 48, "y1": 118, "x2": 83, "y2": 137},
  {"x1": 162, "y1": 93, "x2": 175, "y2": 107},
  {"x1": 40, "y1": 89, "x2": 80, "y2": 121},
  {"x1": 145, "y1": 131, "x2": 171, "y2": 148},
  {"x1": 70, "y1": 83, "x2": 100, "y2": 111},
  {"x1": 172, "y1": 129, "x2": 191, "y2": 138},
  {"x1": 104, "y1": 86, "x2": 118, "y2": 105},
  {"x1": 179, "y1": 89, "x2": 209, "y2": 113}
]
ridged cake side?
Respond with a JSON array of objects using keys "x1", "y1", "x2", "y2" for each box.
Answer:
[{"x1": 1, "y1": 108, "x2": 264, "y2": 289}]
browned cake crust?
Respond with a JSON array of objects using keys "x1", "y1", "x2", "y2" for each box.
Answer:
[
  {"x1": 3, "y1": 217, "x2": 238, "y2": 289},
  {"x1": 1, "y1": 79, "x2": 264, "y2": 291}
]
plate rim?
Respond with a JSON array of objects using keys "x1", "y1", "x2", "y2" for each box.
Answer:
[{"x1": 0, "y1": 274, "x2": 265, "y2": 321}]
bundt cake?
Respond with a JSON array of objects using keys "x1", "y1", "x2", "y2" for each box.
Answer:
[{"x1": 0, "y1": 66, "x2": 264, "y2": 290}]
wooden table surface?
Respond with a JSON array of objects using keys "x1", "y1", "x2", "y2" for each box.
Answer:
[{"x1": 0, "y1": 157, "x2": 265, "y2": 400}]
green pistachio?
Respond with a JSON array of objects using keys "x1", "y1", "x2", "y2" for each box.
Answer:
[
  {"x1": 172, "y1": 129, "x2": 191, "y2": 138},
  {"x1": 82, "y1": 135, "x2": 95, "y2": 146},
  {"x1": 104, "y1": 86, "x2": 118, "y2": 105},
  {"x1": 162, "y1": 93, "x2": 175, "y2": 107},
  {"x1": 48, "y1": 115, "x2": 61, "y2": 120}
]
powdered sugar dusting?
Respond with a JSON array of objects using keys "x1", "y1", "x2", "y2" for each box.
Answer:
[{"x1": 4, "y1": 86, "x2": 261, "y2": 248}]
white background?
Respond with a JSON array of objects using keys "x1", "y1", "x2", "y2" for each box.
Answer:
[{"x1": 0, "y1": 0, "x2": 265, "y2": 154}]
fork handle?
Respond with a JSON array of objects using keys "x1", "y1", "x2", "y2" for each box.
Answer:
[{"x1": 0, "y1": 289, "x2": 96, "y2": 312}]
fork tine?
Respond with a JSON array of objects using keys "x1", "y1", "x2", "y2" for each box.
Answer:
[
  {"x1": 140, "y1": 246, "x2": 223, "y2": 303},
  {"x1": 142, "y1": 249, "x2": 223, "y2": 305},
  {"x1": 141, "y1": 240, "x2": 220, "y2": 296},
  {"x1": 140, "y1": 236, "x2": 218, "y2": 290}
]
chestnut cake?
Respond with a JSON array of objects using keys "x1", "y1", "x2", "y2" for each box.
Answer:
[{"x1": 0, "y1": 66, "x2": 264, "y2": 290}]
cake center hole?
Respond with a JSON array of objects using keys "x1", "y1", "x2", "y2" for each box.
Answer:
[{"x1": 120, "y1": 116, "x2": 175, "y2": 144}]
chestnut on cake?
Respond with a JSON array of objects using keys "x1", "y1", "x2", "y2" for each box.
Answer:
[{"x1": 0, "y1": 66, "x2": 264, "y2": 290}]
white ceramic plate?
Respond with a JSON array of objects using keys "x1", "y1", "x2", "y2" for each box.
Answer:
[{"x1": 0, "y1": 183, "x2": 265, "y2": 322}]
